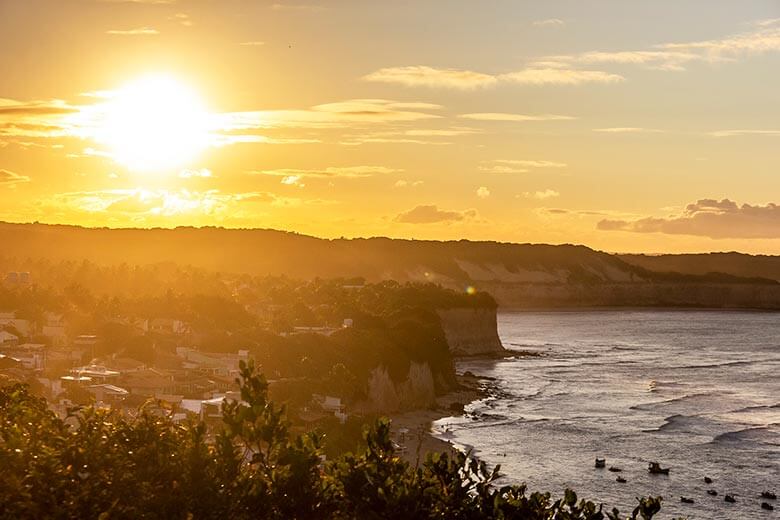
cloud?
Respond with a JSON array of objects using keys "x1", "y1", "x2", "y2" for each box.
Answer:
[
  {"x1": 395, "y1": 205, "x2": 477, "y2": 224},
  {"x1": 270, "y1": 3, "x2": 325, "y2": 12},
  {"x1": 394, "y1": 179, "x2": 423, "y2": 188},
  {"x1": 480, "y1": 159, "x2": 567, "y2": 174},
  {"x1": 476, "y1": 186, "x2": 490, "y2": 199},
  {"x1": 0, "y1": 99, "x2": 76, "y2": 116},
  {"x1": 523, "y1": 189, "x2": 560, "y2": 200},
  {"x1": 250, "y1": 166, "x2": 400, "y2": 179},
  {"x1": 708, "y1": 129, "x2": 780, "y2": 137},
  {"x1": 365, "y1": 65, "x2": 622, "y2": 89},
  {"x1": 0, "y1": 169, "x2": 31, "y2": 186},
  {"x1": 222, "y1": 99, "x2": 441, "y2": 130},
  {"x1": 597, "y1": 199, "x2": 780, "y2": 239},
  {"x1": 105, "y1": 27, "x2": 160, "y2": 35},
  {"x1": 178, "y1": 168, "x2": 212, "y2": 178},
  {"x1": 364, "y1": 66, "x2": 498, "y2": 89},
  {"x1": 239, "y1": 41, "x2": 265, "y2": 46},
  {"x1": 459, "y1": 113, "x2": 575, "y2": 122},
  {"x1": 593, "y1": 127, "x2": 663, "y2": 133},
  {"x1": 41, "y1": 188, "x2": 330, "y2": 219},
  {"x1": 547, "y1": 23, "x2": 780, "y2": 72},
  {"x1": 533, "y1": 18, "x2": 565, "y2": 27},
  {"x1": 500, "y1": 68, "x2": 623, "y2": 85},
  {"x1": 169, "y1": 13, "x2": 192, "y2": 26}
]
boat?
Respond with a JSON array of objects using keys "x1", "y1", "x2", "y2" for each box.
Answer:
[
  {"x1": 594, "y1": 458, "x2": 606, "y2": 468},
  {"x1": 761, "y1": 491, "x2": 777, "y2": 500},
  {"x1": 724, "y1": 495, "x2": 736, "y2": 503},
  {"x1": 608, "y1": 466, "x2": 622, "y2": 472},
  {"x1": 762, "y1": 502, "x2": 774, "y2": 511},
  {"x1": 704, "y1": 476, "x2": 713, "y2": 484},
  {"x1": 680, "y1": 497, "x2": 694, "y2": 504},
  {"x1": 647, "y1": 462, "x2": 669, "y2": 475},
  {"x1": 616, "y1": 476, "x2": 627, "y2": 483},
  {"x1": 707, "y1": 490, "x2": 718, "y2": 496}
]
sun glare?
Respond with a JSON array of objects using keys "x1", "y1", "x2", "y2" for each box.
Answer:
[{"x1": 98, "y1": 75, "x2": 211, "y2": 172}]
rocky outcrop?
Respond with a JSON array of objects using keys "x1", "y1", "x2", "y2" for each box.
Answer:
[{"x1": 437, "y1": 307, "x2": 506, "y2": 357}]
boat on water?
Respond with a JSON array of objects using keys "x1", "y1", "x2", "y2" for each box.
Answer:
[{"x1": 594, "y1": 458, "x2": 606, "y2": 468}]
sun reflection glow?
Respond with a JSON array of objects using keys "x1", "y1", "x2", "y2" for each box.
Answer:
[{"x1": 96, "y1": 75, "x2": 211, "y2": 172}]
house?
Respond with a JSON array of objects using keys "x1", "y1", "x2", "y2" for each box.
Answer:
[
  {"x1": 41, "y1": 313, "x2": 67, "y2": 347},
  {"x1": 120, "y1": 368, "x2": 176, "y2": 397},
  {"x1": 103, "y1": 356, "x2": 147, "y2": 373},
  {"x1": 2, "y1": 343, "x2": 45, "y2": 370},
  {"x1": 70, "y1": 364, "x2": 120, "y2": 382},
  {"x1": 150, "y1": 318, "x2": 190, "y2": 336},
  {"x1": 175, "y1": 347, "x2": 248, "y2": 377},
  {"x1": 0, "y1": 330, "x2": 19, "y2": 347},
  {"x1": 312, "y1": 394, "x2": 348, "y2": 424},
  {"x1": 47, "y1": 346, "x2": 86, "y2": 367},
  {"x1": 87, "y1": 384, "x2": 129, "y2": 405},
  {"x1": 0, "y1": 312, "x2": 32, "y2": 337},
  {"x1": 73, "y1": 335, "x2": 99, "y2": 358},
  {"x1": 3, "y1": 272, "x2": 31, "y2": 286}
]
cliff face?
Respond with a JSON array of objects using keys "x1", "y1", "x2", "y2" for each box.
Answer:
[{"x1": 437, "y1": 307, "x2": 506, "y2": 357}]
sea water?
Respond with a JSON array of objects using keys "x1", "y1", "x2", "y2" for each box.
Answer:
[{"x1": 433, "y1": 311, "x2": 779, "y2": 519}]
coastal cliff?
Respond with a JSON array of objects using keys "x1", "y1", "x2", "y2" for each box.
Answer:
[{"x1": 437, "y1": 307, "x2": 506, "y2": 357}]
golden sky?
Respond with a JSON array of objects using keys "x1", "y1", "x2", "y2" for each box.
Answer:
[{"x1": 1, "y1": 0, "x2": 779, "y2": 254}]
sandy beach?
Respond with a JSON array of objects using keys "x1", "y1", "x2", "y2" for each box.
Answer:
[{"x1": 389, "y1": 372, "x2": 486, "y2": 465}]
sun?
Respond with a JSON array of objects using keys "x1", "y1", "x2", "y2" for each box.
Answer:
[{"x1": 97, "y1": 75, "x2": 211, "y2": 172}]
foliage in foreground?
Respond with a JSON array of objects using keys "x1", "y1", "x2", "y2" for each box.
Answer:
[{"x1": 0, "y1": 362, "x2": 664, "y2": 519}]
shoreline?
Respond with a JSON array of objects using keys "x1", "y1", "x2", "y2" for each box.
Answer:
[{"x1": 389, "y1": 371, "x2": 488, "y2": 465}]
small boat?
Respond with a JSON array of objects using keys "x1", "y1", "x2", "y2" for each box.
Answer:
[
  {"x1": 704, "y1": 476, "x2": 713, "y2": 484},
  {"x1": 761, "y1": 491, "x2": 777, "y2": 500},
  {"x1": 707, "y1": 490, "x2": 718, "y2": 496},
  {"x1": 608, "y1": 466, "x2": 622, "y2": 473},
  {"x1": 616, "y1": 476, "x2": 627, "y2": 483},
  {"x1": 680, "y1": 497, "x2": 694, "y2": 504},
  {"x1": 724, "y1": 495, "x2": 736, "y2": 503},
  {"x1": 762, "y1": 502, "x2": 774, "y2": 511},
  {"x1": 647, "y1": 462, "x2": 670, "y2": 475},
  {"x1": 595, "y1": 458, "x2": 606, "y2": 468}
]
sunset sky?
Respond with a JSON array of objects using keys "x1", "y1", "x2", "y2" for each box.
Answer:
[{"x1": 1, "y1": 0, "x2": 779, "y2": 253}]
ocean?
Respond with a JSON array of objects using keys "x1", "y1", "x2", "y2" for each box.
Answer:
[{"x1": 433, "y1": 310, "x2": 779, "y2": 519}]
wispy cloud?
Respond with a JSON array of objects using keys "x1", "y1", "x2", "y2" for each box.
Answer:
[
  {"x1": 250, "y1": 166, "x2": 401, "y2": 179},
  {"x1": 364, "y1": 66, "x2": 498, "y2": 89},
  {"x1": 0, "y1": 169, "x2": 31, "y2": 186},
  {"x1": 105, "y1": 27, "x2": 159, "y2": 35},
  {"x1": 270, "y1": 3, "x2": 325, "y2": 12},
  {"x1": 523, "y1": 189, "x2": 560, "y2": 200},
  {"x1": 394, "y1": 179, "x2": 423, "y2": 188},
  {"x1": 395, "y1": 205, "x2": 477, "y2": 224},
  {"x1": 708, "y1": 129, "x2": 780, "y2": 137},
  {"x1": 533, "y1": 18, "x2": 565, "y2": 28},
  {"x1": 593, "y1": 127, "x2": 663, "y2": 133},
  {"x1": 480, "y1": 159, "x2": 567, "y2": 174},
  {"x1": 476, "y1": 186, "x2": 490, "y2": 199},
  {"x1": 239, "y1": 41, "x2": 265, "y2": 47},
  {"x1": 169, "y1": 13, "x2": 192, "y2": 26},
  {"x1": 459, "y1": 113, "x2": 575, "y2": 122},
  {"x1": 546, "y1": 22, "x2": 780, "y2": 72},
  {"x1": 598, "y1": 199, "x2": 780, "y2": 239},
  {"x1": 365, "y1": 65, "x2": 623, "y2": 89}
]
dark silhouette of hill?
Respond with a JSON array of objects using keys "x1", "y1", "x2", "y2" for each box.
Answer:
[{"x1": 2, "y1": 221, "x2": 779, "y2": 309}]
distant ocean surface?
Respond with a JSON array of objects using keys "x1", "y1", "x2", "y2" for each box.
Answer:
[{"x1": 433, "y1": 311, "x2": 780, "y2": 519}]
